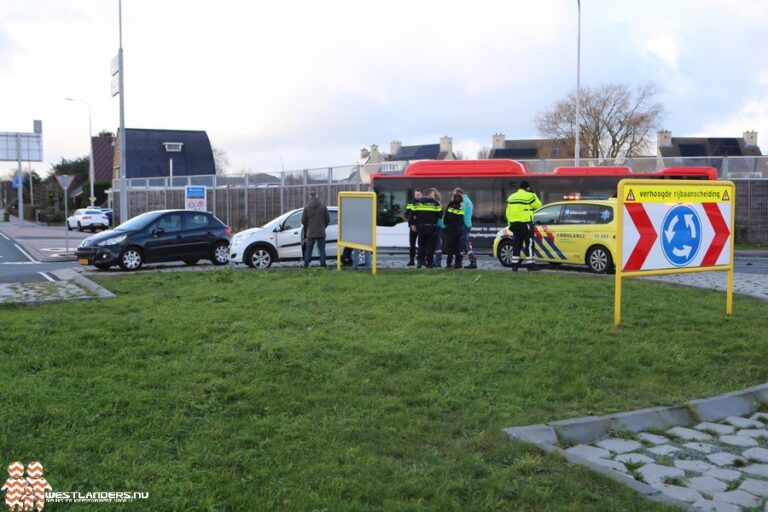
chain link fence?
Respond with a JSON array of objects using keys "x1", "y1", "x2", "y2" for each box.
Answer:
[{"x1": 112, "y1": 157, "x2": 768, "y2": 243}]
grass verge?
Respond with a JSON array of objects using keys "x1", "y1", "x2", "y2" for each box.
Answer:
[{"x1": 1, "y1": 269, "x2": 767, "y2": 511}]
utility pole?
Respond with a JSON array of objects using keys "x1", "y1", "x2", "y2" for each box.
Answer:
[
  {"x1": 16, "y1": 134, "x2": 23, "y2": 226},
  {"x1": 575, "y1": 0, "x2": 582, "y2": 166}
]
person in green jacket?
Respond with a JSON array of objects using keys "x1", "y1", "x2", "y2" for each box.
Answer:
[{"x1": 505, "y1": 181, "x2": 542, "y2": 271}]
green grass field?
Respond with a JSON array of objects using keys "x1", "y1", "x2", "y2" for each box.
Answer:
[{"x1": 1, "y1": 269, "x2": 767, "y2": 511}]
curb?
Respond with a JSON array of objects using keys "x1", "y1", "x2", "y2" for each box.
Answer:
[
  {"x1": 50, "y1": 268, "x2": 116, "y2": 299},
  {"x1": 503, "y1": 382, "x2": 768, "y2": 511},
  {"x1": 734, "y1": 250, "x2": 768, "y2": 258}
]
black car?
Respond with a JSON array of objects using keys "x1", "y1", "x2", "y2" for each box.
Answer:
[{"x1": 75, "y1": 210, "x2": 232, "y2": 271}]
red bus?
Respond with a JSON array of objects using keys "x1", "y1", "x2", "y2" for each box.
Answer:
[{"x1": 371, "y1": 159, "x2": 716, "y2": 251}]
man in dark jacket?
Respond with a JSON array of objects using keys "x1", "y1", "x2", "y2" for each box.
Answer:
[{"x1": 302, "y1": 193, "x2": 330, "y2": 268}]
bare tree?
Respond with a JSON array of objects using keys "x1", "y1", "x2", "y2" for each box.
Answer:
[
  {"x1": 453, "y1": 150, "x2": 464, "y2": 160},
  {"x1": 212, "y1": 147, "x2": 231, "y2": 174},
  {"x1": 536, "y1": 82, "x2": 664, "y2": 160},
  {"x1": 476, "y1": 147, "x2": 490, "y2": 160}
]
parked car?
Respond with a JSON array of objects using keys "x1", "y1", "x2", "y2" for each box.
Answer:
[
  {"x1": 67, "y1": 208, "x2": 110, "y2": 232},
  {"x1": 493, "y1": 199, "x2": 617, "y2": 273},
  {"x1": 229, "y1": 207, "x2": 338, "y2": 268},
  {"x1": 75, "y1": 209, "x2": 232, "y2": 271},
  {"x1": 98, "y1": 207, "x2": 114, "y2": 225}
]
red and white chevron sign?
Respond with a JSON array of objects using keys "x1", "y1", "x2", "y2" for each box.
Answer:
[{"x1": 619, "y1": 180, "x2": 734, "y2": 273}]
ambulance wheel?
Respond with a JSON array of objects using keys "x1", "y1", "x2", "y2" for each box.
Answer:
[
  {"x1": 497, "y1": 240, "x2": 516, "y2": 267},
  {"x1": 587, "y1": 245, "x2": 613, "y2": 274}
]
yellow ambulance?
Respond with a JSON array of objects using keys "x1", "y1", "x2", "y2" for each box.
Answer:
[{"x1": 493, "y1": 199, "x2": 617, "y2": 273}]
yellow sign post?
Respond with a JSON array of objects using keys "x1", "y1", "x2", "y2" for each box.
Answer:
[
  {"x1": 337, "y1": 191, "x2": 378, "y2": 275},
  {"x1": 615, "y1": 179, "x2": 735, "y2": 327}
]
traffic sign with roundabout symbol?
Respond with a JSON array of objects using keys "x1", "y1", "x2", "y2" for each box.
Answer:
[{"x1": 661, "y1": 204, "x2": 702, "y2": 266}]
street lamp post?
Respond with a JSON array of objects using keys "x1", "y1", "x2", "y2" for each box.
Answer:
[
  {"x1": 575, "y1": 0, "x2": 581, "y2": 166},
  {"x1": 65, "y1": 98, "x2": 95, "y2": 206}
]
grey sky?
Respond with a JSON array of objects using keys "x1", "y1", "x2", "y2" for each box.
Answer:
[{"x1": 1, "y1": 0, "x2": 766, "y2": 176}]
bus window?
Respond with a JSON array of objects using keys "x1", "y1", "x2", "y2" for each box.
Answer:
[
  {"x1": 376, "y1": 188, "x2": 408, "y2": 227},
  {"x1": 467, "y1": 178, "x2": 504, "y2": 224}
]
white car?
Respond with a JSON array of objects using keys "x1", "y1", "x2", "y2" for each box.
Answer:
[
  {"x1": 229, "y1": 207, "x2": 338, "y2": 268},
  {"x1": 67, "y1": 208, "x2": 111, "y2": 232}
]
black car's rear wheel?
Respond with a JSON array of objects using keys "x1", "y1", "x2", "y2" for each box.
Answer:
[
  {"x1": 118, "y1": 247, "x2": 144, "y2": 271},
  {"x1": 211, "y1": 242, "x2": 230, "y2": 266}
]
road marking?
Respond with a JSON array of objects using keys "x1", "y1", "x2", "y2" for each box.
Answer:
[
  {"x1": 1, "y1": 262, "x2": 36, "y2": 265},
  {"x1": 0, "y1": 232, "x2": 10, "y2": 241},
  {"x1": 37, "y1": 272, "x2": 56, "y2": 282},
  {"x1": 14, "y1": 244, "x2": 39, "y2": 263}
]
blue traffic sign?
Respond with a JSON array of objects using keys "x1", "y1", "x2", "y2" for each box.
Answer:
[
  {"x1": 11, "y1": 175, "x2": 20, "y2": 189},
  {"x1": 185, "y1": 186, "x2": 205, "y2": 199},
  {"x1": 661, "y1": 205, "x2": 702, "y2": 266}
]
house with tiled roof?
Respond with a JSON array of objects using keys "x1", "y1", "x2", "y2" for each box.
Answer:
[
  {"x1": 488, "y1": 133, "x2": 586, "y2": 159},
  {"x1": 657, "y1": 130, "x2": 761, "y2": 157},
  {"x1": 357, "y1": 137, "x2": 457, "y2": 166},
  {"x1": 113, "y1": 128, "x2": 215, "y2": 180},
  {"x1": 388, "y1": 137, "x2": 456, "y2": 161}
]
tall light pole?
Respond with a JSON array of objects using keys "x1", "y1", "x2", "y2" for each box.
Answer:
[
  {"x1": 118, "y1": 0, "x2": 128, "y2": 223},
  {"x1": 575, "y1": 0, "x2": 582, "y2": 166},
  {"x1": 65, "y1": 98, "x2": 95, "y2": 206}
]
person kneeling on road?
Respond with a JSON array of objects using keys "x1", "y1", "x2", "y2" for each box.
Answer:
[
  {"x1": 412, "y1": 188, "x2": 442, "y2": 268},
  {"x1": 505, "y1": 180, "x2": 541, "y2": 271}
]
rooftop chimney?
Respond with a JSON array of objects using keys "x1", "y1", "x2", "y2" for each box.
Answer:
[
  {"x1": 439, "y1": 136, "x2": 453, "y2": 159},
  {"x1": 390, "y1": 140, "x2": 402, "y2": 156},
  {"x1": 657, "y1": 130, "x2": 673, "y2": 148},
  {"x1": 743, "y1": 130, "x2": 758, "y2": 147},
  {"x1": 492, "y1": 133, "x2": 506, "y2": 150}
]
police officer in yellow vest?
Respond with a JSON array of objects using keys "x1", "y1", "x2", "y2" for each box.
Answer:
[
  {"x1": 505, "y1": 180, "x2": 542, "y2": 271},
  {"x1": 412, "y1": 188, "x2": 442, "y2": 268}
]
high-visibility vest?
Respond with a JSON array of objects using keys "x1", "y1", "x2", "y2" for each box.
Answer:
[
  {"x1": 412, "y1": 197, "x2": 442, "y2": 225},
  {"x1": 506, "y1": 189, "x2": 542, "y2": 223}
]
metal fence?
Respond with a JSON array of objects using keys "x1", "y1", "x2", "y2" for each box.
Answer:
[{"x1": 112, "y1": 157, "x2": 768, "y2": 242}]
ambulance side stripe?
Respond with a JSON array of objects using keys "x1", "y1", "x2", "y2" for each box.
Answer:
[
  {"x1": 533, "y1": 238, "x2": 553, "y2": 259},
  {"x1": 543, "y1": 237, "x2": 566, "y2": 259}
]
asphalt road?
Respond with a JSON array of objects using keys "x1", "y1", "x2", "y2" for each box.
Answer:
[
  {"x1": 0, "y1": 232, "x2": 74, "y2": 283},
  {"x1": 0, "y1": 235, "x2": 765, "y2": 284},
  {"x1": 735, "y1": 256, "x2": 768, "y2": 275}
]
